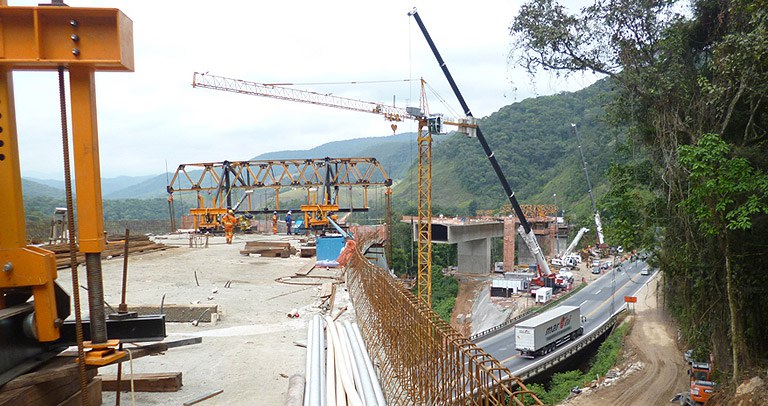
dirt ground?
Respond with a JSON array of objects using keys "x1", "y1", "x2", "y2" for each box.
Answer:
[
  {"x1": 562, "y1": 274, "x2": 690, "y2": 406},
  {"x1": 54, "y1": 232, "x2": 351, "y2": 405},
  {"x1": 451, "y1": 277, "x2": 485, "y2": 336}
]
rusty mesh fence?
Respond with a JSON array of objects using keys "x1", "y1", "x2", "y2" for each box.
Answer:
[{"x1": 346, "y1": 232, "x2": 541, "y2": 405}]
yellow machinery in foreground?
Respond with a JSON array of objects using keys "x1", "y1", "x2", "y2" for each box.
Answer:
[
  {"x1": 0, "y1": 2, "x2": 165, "y2": 391},
  {"x1": 0, "y1": 2, "x2": 133, "y2": 372}
]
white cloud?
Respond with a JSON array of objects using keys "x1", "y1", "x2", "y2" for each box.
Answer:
[{"x1": 9, "y1": 0, "x2": 600, "y2": 179}]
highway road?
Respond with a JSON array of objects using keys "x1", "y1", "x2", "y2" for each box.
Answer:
[{"x1": 475, "y1": 260, "x2": 655, "y2": 376}]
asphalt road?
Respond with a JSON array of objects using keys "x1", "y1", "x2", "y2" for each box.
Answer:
[{"x1": 475, "y1": 260, "x2": 655, "y2": 375}]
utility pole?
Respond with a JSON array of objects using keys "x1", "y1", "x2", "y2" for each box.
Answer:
[{"x1": 553, "y1": 193, "x2": 559, "y2": 256}]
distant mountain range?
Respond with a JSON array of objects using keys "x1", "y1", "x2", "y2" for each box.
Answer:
[{"x1": 20, "y1": 132, "x2": 440, "y2": 200}]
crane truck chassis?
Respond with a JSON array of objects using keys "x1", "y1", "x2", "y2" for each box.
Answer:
[
  {"x1": 515, "y1": 305, "x2": 584, "y2": 358},
  {"x1": 672, "y1": 362, "x2": 715, "y2": 405}
]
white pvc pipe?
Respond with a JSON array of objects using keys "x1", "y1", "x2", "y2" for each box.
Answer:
[
  {"x1": 343, "y1": 322, "x2": 376, "y2": 406},
  {"x1": 324, "y1": 317, "x2": 337, "y2": 406},
  {"x1": 325, "y1": 316, "x2": 363, "y2": 406},
  {"x1": 351, "y1": 322, "x2": 386, "y2": 405},
  {"x1": 304, "y1": 318, "x2": 314, "y2": 406},
  {"x1": 330, "y1": 319, "x2": 356, "y2": 406},
  {"x1": 312, "y1": 315, "x2": 322, "y2": 406},
  {"x1": 317, "y1": 315, "x2": 327, "y2": 406},
  {"x1": 339, "y1": 325, "x2": 363, "y2": 398},
  {"x1": 326, "y1": 317, "x2": 347, "y2": 406}
]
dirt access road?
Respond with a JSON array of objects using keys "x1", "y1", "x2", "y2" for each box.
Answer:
[{"x1": 563, "y1": 273, "x2": 690, "y2": 406}]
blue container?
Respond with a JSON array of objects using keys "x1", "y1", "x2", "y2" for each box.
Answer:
[{"x1": 317, "y1": 236, "x2": 346, "y2": 262}]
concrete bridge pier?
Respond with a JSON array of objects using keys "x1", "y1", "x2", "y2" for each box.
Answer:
[{"x1": 457, "y1": 237, "x2": 491, "y2": 275}]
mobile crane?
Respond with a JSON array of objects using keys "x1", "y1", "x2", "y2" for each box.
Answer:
[
  {"x1": 408, "y1": 9, "x2": 565, "y2": 289},
  {"x1": 192, "y1": 73, "x2": 476, "y2": 305},
  {"x1": 572, "y1": 123, "x2": 605, "y2": 246}
]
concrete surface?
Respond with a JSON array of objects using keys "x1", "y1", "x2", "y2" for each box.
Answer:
[{"x1": 54, "y1": 232, "x2": 352, "y2": 405}]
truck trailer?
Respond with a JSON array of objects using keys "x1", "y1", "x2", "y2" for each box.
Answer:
[{"x1": 515, "y1": 305, "x2": 584, "y2": 358}]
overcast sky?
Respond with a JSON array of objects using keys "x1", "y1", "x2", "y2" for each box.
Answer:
[{"x1": 11, "y1": 0, "x2": 600, "y2": 179}]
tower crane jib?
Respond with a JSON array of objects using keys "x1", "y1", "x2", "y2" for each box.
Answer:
[{"x1": 192, "y1": 72, "x2": 419, "y2": 122}]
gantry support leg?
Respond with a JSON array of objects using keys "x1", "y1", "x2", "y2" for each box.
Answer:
[{"x1": 69, "y1": 66, "x2": 109, "y2": 345}]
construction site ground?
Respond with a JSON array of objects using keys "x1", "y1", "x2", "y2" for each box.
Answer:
[
  {"x1": 53, "y1": 239, "x2": 757, "y2": 405},
  {"x1": 54, "y1": 232, "x2": 351, "y2": 405}
]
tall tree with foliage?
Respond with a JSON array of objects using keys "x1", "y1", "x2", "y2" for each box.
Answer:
[
  {"x1": 678, "y1": 133, "x2": 768, "y2": 382},
  {"x1": 510, "y1": 0, "x2": 768, "y2": 381}
]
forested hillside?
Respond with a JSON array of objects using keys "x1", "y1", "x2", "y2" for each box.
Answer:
[
  {"x1": 392, "y1": 78, "x2": 621, "y2": 222},
  {"x1": 512, "y1": 0, "x2": 768, "y2": 387}
]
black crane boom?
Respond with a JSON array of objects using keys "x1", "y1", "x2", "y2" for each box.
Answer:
[{"x1": 408, "y1": 8, "x2": 533, "y2": 234}]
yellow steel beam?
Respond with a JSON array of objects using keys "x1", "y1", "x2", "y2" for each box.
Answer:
[{"x1": 0, "y1": 6, "x2": 133, "y2": 71}]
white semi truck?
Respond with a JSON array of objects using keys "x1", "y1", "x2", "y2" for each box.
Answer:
[{"x1": 515, "y1": 305, "x2": 584, "y2": 358}]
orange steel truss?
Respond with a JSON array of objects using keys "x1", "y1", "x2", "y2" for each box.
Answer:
[{"x1": 346, "y1": 235, "x2": 542, "y2": 405}]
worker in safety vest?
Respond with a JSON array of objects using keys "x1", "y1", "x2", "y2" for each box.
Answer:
[
  {"x1": 221, "y1": 209, "x2": 238, "y2": 244},
  {"x1": 272, "y1": 211, "x2": 278, "y2": 234}
]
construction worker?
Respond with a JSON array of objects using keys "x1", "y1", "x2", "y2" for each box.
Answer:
[
  {"x1": 221, "y1": 209, "x2": 238, "y2": 244},
  {"x1": 272, "y1": 211, "x2": 278, "y2": 235},
  {"x1": 285, "y1": 211, "x2": 292, "y2": 235}
]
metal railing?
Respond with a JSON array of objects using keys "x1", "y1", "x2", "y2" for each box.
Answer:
[
  {"x1": 510, "y1": 308, "x2": 626, "y2": 381},
  {"x1": 346, "y1": 235, "x2": 542, "y2": 405}
]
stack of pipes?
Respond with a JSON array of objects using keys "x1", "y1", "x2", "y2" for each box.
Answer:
[{"x1": 304, "y1": 315, "x2": 386, "y2": 406}]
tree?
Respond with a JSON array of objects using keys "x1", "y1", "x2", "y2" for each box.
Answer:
[
  {"x1": 678, "y1": 133, "x2": 768, "y2": 382},
  {"x1": 510, "y1": 0, "x2": 768, "y2": 380}
]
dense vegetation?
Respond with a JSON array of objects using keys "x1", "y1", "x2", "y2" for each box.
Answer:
[{"x1": 511, "y1": 0, "x2": 768, "y2": 384}]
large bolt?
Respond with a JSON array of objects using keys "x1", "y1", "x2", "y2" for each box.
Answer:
[
  {"x1": 70, "y1": 19, "x2": 79, "y2": 27},
  {"x1": 72, "y1": 48, "x2": 80, "y2": 56},
  {"x1": 71, "y1": 34, "x2": 80, "y2": 42},
  {"x1": 3, "y1": 262, "x2": 12, "y2": 272}
]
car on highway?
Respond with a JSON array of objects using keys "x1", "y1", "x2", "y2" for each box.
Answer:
[{"x1": 640, "y1": 266, "x2": 650, "y2": 275}]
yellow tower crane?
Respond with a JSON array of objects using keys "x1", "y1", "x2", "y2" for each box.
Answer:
[{"x1": 191, "y1": 73, "x2": 476, "y2": 305}]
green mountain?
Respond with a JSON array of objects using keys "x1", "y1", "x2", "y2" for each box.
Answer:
[
  {"x1": 21, "y1": 179, "x2": 65, "y2": 199},
  {"x1": 392, "y1": 78, "x2": 621, "y2": 222}
]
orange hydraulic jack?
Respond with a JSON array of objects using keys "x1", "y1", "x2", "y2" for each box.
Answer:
[{"x1": 0, "y1": 3, "x2": 133, "y2": 366}]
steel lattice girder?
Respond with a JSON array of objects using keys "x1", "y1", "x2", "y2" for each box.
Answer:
[{"x1": 167, "y1": 158, "x2": 392, "y2": 194}]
